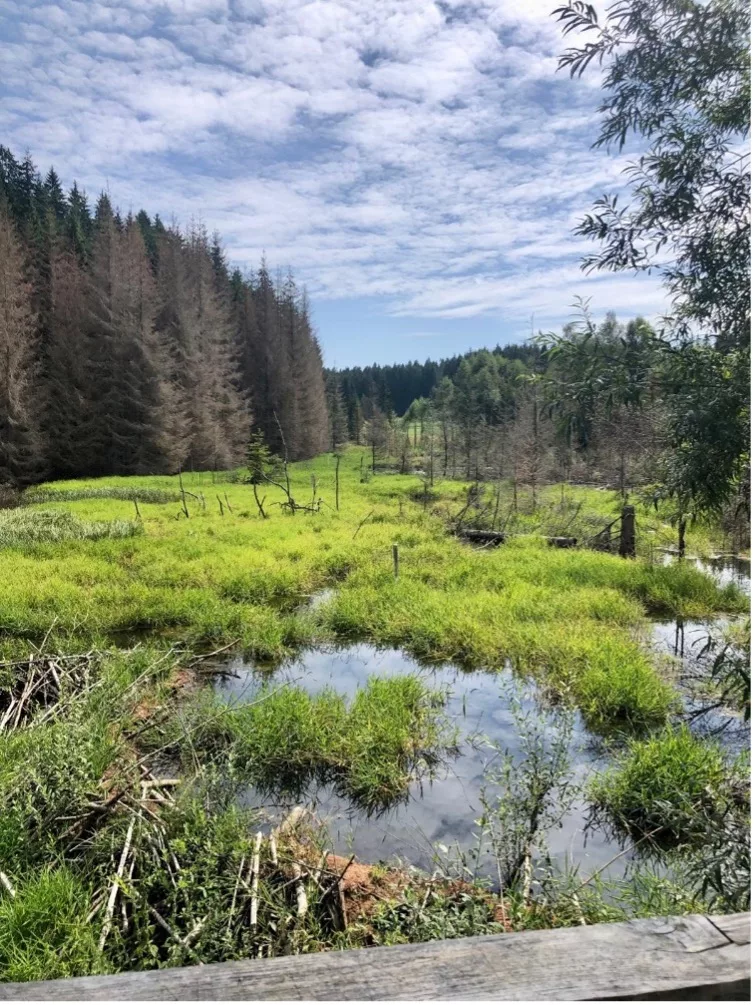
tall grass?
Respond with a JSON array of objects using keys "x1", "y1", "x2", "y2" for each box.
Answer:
[
  {"x1": 588, "y1": 726, "x2": 751, "y2": 909},
  {"x1": 23, "y1": 486, "x2": 181, "y2": 505},
  {"x1": 0, "y1": 869, "x2": 104, "y2": 982},
  {"x1": 161, "y1": 675, "x2": 457, "y2": 813},
  {"x1": 0, "y1": 453, "x2": 743, "y2": 724},
  {"x1": 0, "y1": 509, "x2": 141, "y2": 547},
  {"x1": 588, "y1": 726, "x2": 749, "y2": 850}
]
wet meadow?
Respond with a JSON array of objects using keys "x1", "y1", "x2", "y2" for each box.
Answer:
[{"x1": 0, "y1": 450, "x2": 748, "y2": 980}]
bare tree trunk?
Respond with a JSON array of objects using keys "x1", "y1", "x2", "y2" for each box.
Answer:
[{"x1": 619, "y1": 505, "x2": 635, "y2": 558}]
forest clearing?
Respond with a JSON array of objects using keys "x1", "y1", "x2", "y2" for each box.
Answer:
[{"x1": 0, "y1": 452, "x2": 748, "y2": 981}]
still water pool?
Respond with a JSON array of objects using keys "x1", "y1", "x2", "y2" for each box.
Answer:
[
  {"x1": 214, "y1": 554, "x2": 749, "y2": 881},
  {"x1": 217, "y1": 645, "x2": 620, "y2": 879}
]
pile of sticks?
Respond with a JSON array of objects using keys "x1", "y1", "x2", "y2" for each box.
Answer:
[
  {"x1": 92, "y1": 772, "x2": 206, "y2": 956},
  {"x1": 0, "y1": 651, "x2": 98, "y2": 731},
  {"x1": 90, "y1": 801, "x2": 355, "y2": 960}
]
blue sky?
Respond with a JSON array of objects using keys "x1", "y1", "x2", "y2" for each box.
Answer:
[{"x1": 1, "y1": 0, "x2": 668, "y2": 367}]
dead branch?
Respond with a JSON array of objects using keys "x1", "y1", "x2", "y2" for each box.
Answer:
[
  {"x1": 250, "y1": 831, "x2": 262, "y2": 929},
  {"x1": 291, "y1": 862, "x2": 308, "y2": 919},
  {"x1": 227, "y1": 855, "x2": 245, "y2": 933},
  {"x1": 252, "y1": 483, "x2": 267, "y2": 519},
  {"x1": 99, "y1": 814, "x2": 136, "y2": 950},
  {"x1": 0, "y1": 870, "x2": 16, "y2": 899},
  {"x1": 352, "y1": 509, "x2": 375, "y2": 540}
]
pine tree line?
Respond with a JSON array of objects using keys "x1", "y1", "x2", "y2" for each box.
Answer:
[
  {"x1": 0, "y1": 146, "x2": 329, "y2": 486},
  {"x1": 326, "y1": 319, "x2": 668, "y2": 497},
  {"x1": 327, "y1": 342, "x2": 543, "y2": 434}
]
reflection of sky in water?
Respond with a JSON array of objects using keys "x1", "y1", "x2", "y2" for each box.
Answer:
[
  {"x1": 661, "y1": 552, "x2": 751, "y2": 596},
  {"x1": 651, "y1": 556, "x2": 750, "y2": 748},
  {"x1": 217, "y1": 645, "x2": 620, "y2": 880},
  {"x1": 214, "y1": 556, "x2": 749, "y2": 882}
]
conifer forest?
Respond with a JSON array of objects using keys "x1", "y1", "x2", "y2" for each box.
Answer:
[{"x1": 0, "y1": 146, "x2": 329, "y2": 485}]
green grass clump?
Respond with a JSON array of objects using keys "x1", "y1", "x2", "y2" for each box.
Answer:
[
  {"x1": 321, "y1": 581, "x2": 674, "y2": 732},
  {"x1": 23, "y1": 486, "x2": 181, "y2": 505},
  {"x1": 0, "y1": 509, "x2": 141, "y2": 547},
  {"x1": 588, "y1": 726, "x2": 748, "y2": 851},
  {"x1": 0, "y1": 868, "x2": 105, "y2": 982},
  {"x1": 166, "y1": 676, "x2": 456, "y2": 813}
]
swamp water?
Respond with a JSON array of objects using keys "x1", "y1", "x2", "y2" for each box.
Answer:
[
  {"x1": 217, "y1": 647, "x2": 620, "y2": 880},
  {"x1": 215, "y1": 555, "x2": 750, "y2": 883},
  {"x1": 651, "y1": 554, "x2": 751, "y2": 749}
]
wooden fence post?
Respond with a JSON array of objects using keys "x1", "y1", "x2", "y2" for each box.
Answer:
[
  {"x1": 619, "y1": 505, "x2": 635, "y2": 558},
  {"x1": 392, "y1": 544, "x2": 399, "y2": 579}
]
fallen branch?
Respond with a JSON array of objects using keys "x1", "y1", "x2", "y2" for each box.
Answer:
[
  {"x1": 99, "y1": 815, "x2": 136, "y2": 950},
  {"x1": 352, "y1": 510, "x2": 375, "y2": 540},
  {"x1": 250, "y1": 831, "x2": 262, "y2": 929},
  {"x1": 148, "y1": 905, "x2": 191, "y2": 950},
  {"x1": 291, "y1": 863, "x2": 308, "y2": 919},
  {"x1": 227, "y1": 856, "x2": 245, "y2": 934},
  {"x1": 184, "y1": 915, "x2": 207, "y2": 947},
  {"x1": 269, "y1": 833, "x2": 278, "y2": 867}
]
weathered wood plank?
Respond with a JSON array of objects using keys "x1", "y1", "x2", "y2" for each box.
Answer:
[
  {"x1": 0, "y1": 914, "x2": 748, "y2": 1001},
  {"x1": 708, "y1": 912, "x2": 751, "y2": 946}
]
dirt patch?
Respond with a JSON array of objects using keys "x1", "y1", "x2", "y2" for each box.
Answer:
[
  {"x1": 132, "y1": 664, "x2": 199, "y2": 721},
  {"x1": 321, "y1": 852, "x2": 511, "y2": 931},
  {"x1": 324, "y1": 853, "x2": 409, "y2": 923}
]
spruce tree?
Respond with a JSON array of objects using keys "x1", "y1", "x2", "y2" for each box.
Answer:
[{"x1": 0, "y1": 211, "x2": 40, "y2": 485}]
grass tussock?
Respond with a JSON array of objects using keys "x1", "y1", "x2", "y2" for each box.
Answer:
[
  {"x1": 588, "y1": 726, "x2": 750, "y2": 852},
  {"x1": 0, "y1": 868, "x2": 105, "y2": 982},
  {"x1": 161, "y1": 675, "x2": 456, "y2": 813},
  {"x1": 0, "y1": 509, "x2": 141, "y2": 547}
]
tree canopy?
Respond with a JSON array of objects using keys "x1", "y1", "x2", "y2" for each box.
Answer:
[{"x1": 546, "y1": 0, "x2": 750, "y2": 522}]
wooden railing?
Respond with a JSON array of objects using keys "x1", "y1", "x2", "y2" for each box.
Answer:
[{"x1": 0, "y1": 912, "x2": 748, "y2": 1001}]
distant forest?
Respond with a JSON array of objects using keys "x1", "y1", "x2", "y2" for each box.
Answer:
[
  {"x1": 327, "y1": 343, "x2": 541, "y2": 420},
  {"x1": 0, "y1": 146, "x2": 329, "y2": 486},
  {"x1": 325, "y1": 314, "x2": 739, "y2": 524}
]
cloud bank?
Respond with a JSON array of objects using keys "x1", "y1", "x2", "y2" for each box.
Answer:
[{"x1": 1, "y1": 0, "x2": 667, "y2": 327}]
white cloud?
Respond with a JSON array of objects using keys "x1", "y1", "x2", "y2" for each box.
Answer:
[{"x1": 0, "y1": 0, "x2": 668, "y2": 327}]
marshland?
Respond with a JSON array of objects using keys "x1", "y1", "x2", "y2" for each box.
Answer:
[
  {"x1": 0, "y1": 455, "x2": 749, "y2": 980},
  {"x1": 0, "y1": 0, "x2": 750, "y2": 986}
]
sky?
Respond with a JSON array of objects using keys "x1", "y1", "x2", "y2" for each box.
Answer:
[{"x1": 0, "y1": 0, "x2": 669, "y2": 367}]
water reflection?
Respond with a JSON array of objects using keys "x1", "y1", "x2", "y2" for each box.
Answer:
[
  {"x1": 216, "y1": 645, "x2": 621, "y2": 880},
  {"x1": 659, "y1": 551, "x2": 751, "y2": 596},
  {"x1": 211, "y1": 553, "x2": 749, "y2": 881},
  {"x1": 651, "y1": 555, "x2": 750, "y2": 747}
]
